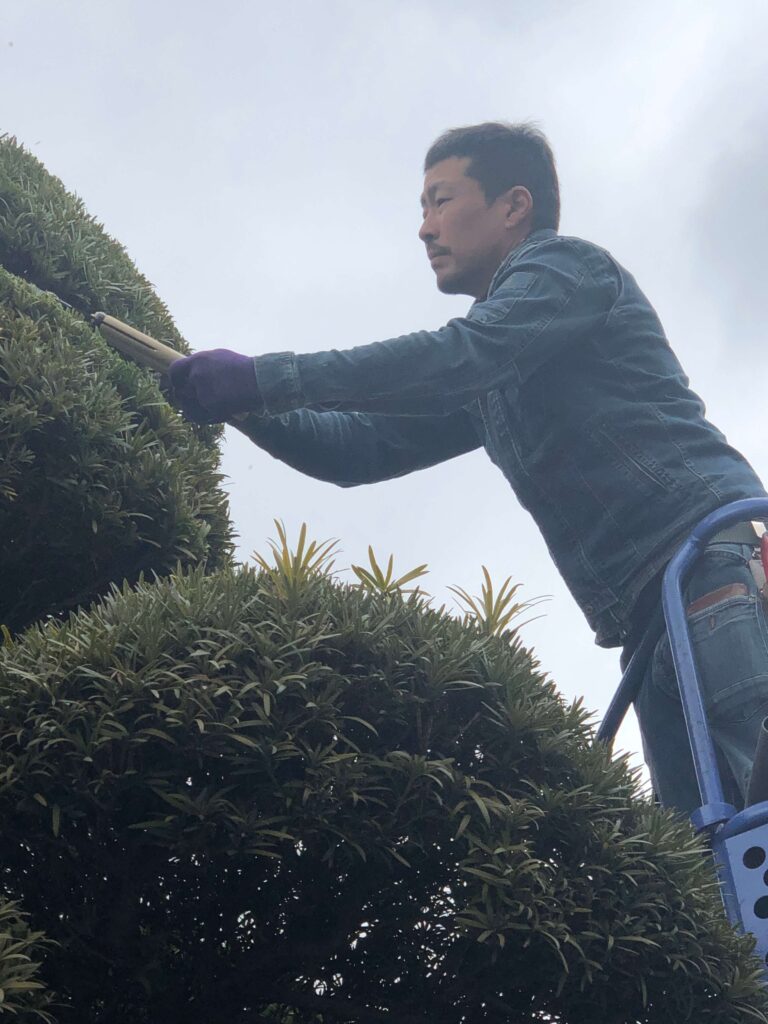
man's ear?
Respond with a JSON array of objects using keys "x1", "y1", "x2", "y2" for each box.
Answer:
[{"x1": 503, "y1": 185, "x2": 534, "y2": 228}]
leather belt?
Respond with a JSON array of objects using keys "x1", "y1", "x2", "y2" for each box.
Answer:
[
  {"x1": 687, "y1": 582, "x2": 749, "y2": 616},
  {"x1": 709, "y1": 522, "x2": 763, "y2": 546}
]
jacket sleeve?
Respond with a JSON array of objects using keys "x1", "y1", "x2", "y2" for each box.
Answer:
[
  {"x1": 252, "y1": 239, "x2": 618, "y2": 417},
  {"x1": 237, "y1": 406, "x2": 481, "y2": 487}
]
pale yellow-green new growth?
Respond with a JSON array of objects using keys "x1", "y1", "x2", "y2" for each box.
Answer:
[
  {"x1": 351, "y1": 546, "x2": 429, "y2": 595},
  {"x1": 253, "y1": 520, "x2": 339, "y2": 600},
  {"x1": 449, "y1": 565, "x2": 547, "y2": 637}
]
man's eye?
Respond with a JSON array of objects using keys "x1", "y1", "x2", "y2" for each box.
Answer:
[{"x1": 436, "y1": 197, "x2": 450, "y2": 207}]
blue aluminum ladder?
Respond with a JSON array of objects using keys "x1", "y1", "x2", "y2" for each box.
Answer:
[{"x1": 598, "y1": 497, "x2": 768, "y2": 971}]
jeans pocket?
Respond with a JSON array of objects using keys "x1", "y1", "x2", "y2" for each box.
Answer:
[{"x1": 686, "y1": 591, "x2": 768, "y2": 725}]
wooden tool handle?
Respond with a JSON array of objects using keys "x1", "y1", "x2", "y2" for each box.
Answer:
[
  {"x1": 92, "y1": 312, "x2": 250, "y2": 427},
  {"x1": 93, "y1": 312, "x2": 183, "y2": 373}
]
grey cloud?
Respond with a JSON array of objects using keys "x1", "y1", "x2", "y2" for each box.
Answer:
[{"x1": 687, "y1": 93, "x2": 768, "y2": 345}]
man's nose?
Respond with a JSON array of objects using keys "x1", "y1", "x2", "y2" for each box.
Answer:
[{"x1": 419, "y1": 212, "x2": 436, "y2": 243}]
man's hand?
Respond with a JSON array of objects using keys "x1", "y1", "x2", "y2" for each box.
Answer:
[{"x1": 168, "y1": 349, "x2": 263, "y2": 423}]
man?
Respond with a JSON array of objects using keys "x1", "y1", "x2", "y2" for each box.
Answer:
[{"x1": 169, "y1": 121, "x2": 768, "y2": 816}]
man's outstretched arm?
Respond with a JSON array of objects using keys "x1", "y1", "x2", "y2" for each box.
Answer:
[
  {"x1": 168, "y1": 237, "x2": 618, "y2": 423},
  {"x1": 236, "y1": 406, "x2": 481, "y2": 487}
]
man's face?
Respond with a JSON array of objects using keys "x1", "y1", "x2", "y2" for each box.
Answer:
[{"x1": 419, "y1": 156, "x2": 517, "y2": 300}]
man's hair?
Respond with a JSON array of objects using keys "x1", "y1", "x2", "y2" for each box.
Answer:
[{"x1": 424, "y1": 121, "x2": 560, "y2": 231}]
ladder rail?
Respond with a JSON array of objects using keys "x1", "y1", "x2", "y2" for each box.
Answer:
[
  {"x1": 661, "y1": 498, "x2": 768, "y2": 832},
  {"x1": 600, "y1": 498, "x2": 768, "y2": 956}
]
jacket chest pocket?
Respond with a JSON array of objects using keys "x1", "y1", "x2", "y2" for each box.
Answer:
[
  {"x1": 493, "y1": 381, "x2": 544, "y2": 461},
  {"x1": 481, "y1": 390, "x2": 530, "y2": 480},
  {"x1": 487, "y1": 389, "x2": 514, "y2": 444},
  {"x1": 587, "y1": 420, "x2": 678, "y2": 496}
]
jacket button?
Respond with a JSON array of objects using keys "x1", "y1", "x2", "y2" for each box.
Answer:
[{"x1": 585, "y1": 604, "x2": 594, "y2": 614}]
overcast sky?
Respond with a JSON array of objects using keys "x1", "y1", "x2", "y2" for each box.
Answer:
[{"x1": 3, "y1": 0, "x2": 768, "y2": 781}]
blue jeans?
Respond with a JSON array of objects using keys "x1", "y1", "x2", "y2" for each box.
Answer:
[{"x1": 634, "y1": 542, "x2": 768, "y2": 816}]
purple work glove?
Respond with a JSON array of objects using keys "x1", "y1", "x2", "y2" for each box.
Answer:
[{"x1": 168, "y1": 349, "x2": 263, "y2": 423}]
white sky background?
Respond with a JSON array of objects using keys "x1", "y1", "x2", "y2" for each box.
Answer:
[{"x1": 3, "y1": 0, "x2": 768, "y2": 783}]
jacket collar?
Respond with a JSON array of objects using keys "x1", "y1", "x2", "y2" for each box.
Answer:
[{"x1": 486, "y1": 228, "x2": 558, "y2": 297}]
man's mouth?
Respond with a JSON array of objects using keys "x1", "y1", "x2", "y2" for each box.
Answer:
[{"x1": 428, "y1": 250, "x2": 450, "y2": 262}]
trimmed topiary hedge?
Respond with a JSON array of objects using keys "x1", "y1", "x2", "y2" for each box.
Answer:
[
  {"x1": 0, "y1": 134, "x2": 187, "y2": 340},
  {"x1": 0, "y1": 137, "x2": 232, "y2": 633},
  {"x1": 0, "y1": 552, "x2": 765, "y2": 1023}
]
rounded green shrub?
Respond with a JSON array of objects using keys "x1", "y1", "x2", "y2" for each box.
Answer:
[
  {"x1": 0, "y1": 137, "x2": 232, "y2": 632},
  {"x1": 0, "y1": 134, "x2": 187, "y2": 344},
  {"x1": 0, "y1": 557, "x2": 764, "y2": 1023}
]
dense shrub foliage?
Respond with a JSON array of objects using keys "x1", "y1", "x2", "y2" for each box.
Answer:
[
  {"x1": 0, "y1": 900, "x2": 53, "y2": 1020},
  {"x1": 0, "y1": 561, "x2": 765, "y2": 1023},
  {"x1": 0, "y1": 137, "x2": 232, "y2": 632},
  {"x1": 0, "y1": 134, "x2": 186, "y2": 344}
]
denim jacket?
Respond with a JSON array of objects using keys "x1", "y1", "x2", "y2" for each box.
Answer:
[{"x1": 242, "y1": 229, "x2": 766, "y2": 647}]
